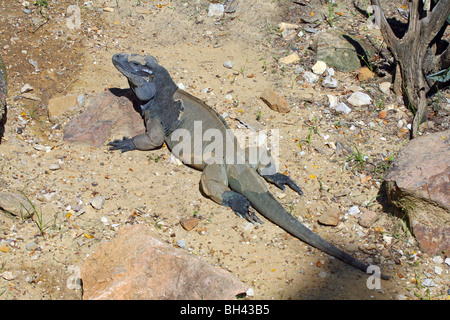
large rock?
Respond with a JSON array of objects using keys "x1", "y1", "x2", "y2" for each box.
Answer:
[
  {"x1": 0, "y1": 55, "x2": 7, "y2": 142},
  {"x1": 312, "y1": 29, "x2": 375, "y2": 72},
  {"x1": 385, "y1": 130, "x2": 449, "y2": 255},
  {"x1": 81, "y1": 224, "x2": 249, "y2": 300},
  {"x1": 63, "y1": 89, "x2": 144, "y2": 147}
]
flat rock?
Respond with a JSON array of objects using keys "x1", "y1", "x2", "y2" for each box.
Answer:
[
  {"x1": 0, "y1": 192, "x2": 34, "y2": 218},
  {"x1": 179, "y1": 217, "x2": 199, "y2": 231},
  {"x1": 81, "y1": 224, "x2": 249, "y2": 300},
  {"x1": 385, "y1": 130, "x2": 450, "y2": 255},
  {"x1": 63, "y1": 89, "x2": 145, "y2": 147},
  {"x1": 358, "y1": 209, "x2": 378, "y2": 227},
  {"x1": 279, "y1": 52, "x2": 300, "y2": 65},
  {"x1": 312, "y1": 29, "x2": 375, "y2": 72},
  {"x1": 260, "y1": 89, "x2": 290, "y2": 113},
  {"x1": 318, "y1": 208, "x2": 340, "y2": 226}
]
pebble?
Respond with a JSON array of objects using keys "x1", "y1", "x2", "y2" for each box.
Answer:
[
  {"x1": 279, "y1": 52, "x2": 300, "y2": 65},
  {"x1": 223, "y1": 60, "x2": 234, "y2": 69},
  {"x1": 26, "y1": 242, "x2": 38, "y2": 251},
  {"x1": 432, "y1": 256, "x2": 443, "y2": 264},
  {"x1": 445, "y1": 257, "x2": 450, "y2": 266},
  {"x1": 322, "y1": 77, "x2": 338, "y2": 88},
  {"x1": 434, "y1": 266, "x2": 443, "y2": 275},
  {"x1": 347, "y1": 92, "x2": 372, "y2": 107},
  {"x1": 334, "y1": 102, "x2": 352, "y2": 114},
  {"x1": 303, "y1": 71, "x2": 319, "y2": 83},
  {"x1": 379, "y1": 82, "x2": 391, "y2": 94},
  {"x1": 208, "y1": 3, "x2": 224, "y2": 16},
  {"x1": 49, "y1": 163, "x2": 61, "y2": 170},
  {"x1": 90, "y1": 196, "x2": 105, "y2": 210},
  {"x1": 312, "y1": 61, "x2": 327, "y2": 75},
  {"x1": 1, "y1": 271, "x2": 15, "y2": 280},
  {"x1": 176, "y1": 239, "x2": 187, "y2": 248},
  {"x1": 348, "y1": 205, "x2": 360, "y2": 216},
  {"x1": 20, "y1": 83, "x2": 33, "y2": 93},
  {"x1": 180, "y1": 217, "x2": 199, "y2": 231},
  {"x1": 422, "y1": 278, "x2": 436, "y2": 287}
]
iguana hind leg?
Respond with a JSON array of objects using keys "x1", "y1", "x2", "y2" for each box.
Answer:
[
  {"x1": 200, "y1": 163, "x2": 262, "y2": 224},
  {"x1": 245, "y1": 147, "x2": 303, "y2": 196}
]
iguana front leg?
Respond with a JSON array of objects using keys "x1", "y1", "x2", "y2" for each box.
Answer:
[
  {"x1": 108, "y1": 117, "x2": 165, "y2": 153},
  {"x1": 200, "y1": 163, "x2": 263, "y2": 224}
]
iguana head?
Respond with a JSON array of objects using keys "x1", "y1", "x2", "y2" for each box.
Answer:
[{"x1": 112, "y1": 53, "x2": 174, "y2": 102}]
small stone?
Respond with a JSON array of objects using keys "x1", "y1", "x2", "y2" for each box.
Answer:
[
  {"x1": 348, "y1": 205, "x2": 360, "y2": 216},
  {"x1": 318, "y1": 208, "x2": 340, "y2": 226},
  {"x1": 49, "y1": 163, "x2": 61, "y2": 170},
  {"x1": 347, "y1": 92, "x2": 372, "y2": 107},
  {"x1": 176, "y1": 239, "x2": 187, "y2": 248},
  {"x1": 434, "y1": 266, "x2": 443, "y2": 275},
  {"x1": 20, "y1": 83, "x2": 33, "y2": 93},
  {"x1": 90, "y1": 196, "x2": 105, "y2": 210},
  {"x1": 303, "y1": 71, "x2": 319, "y2": 83},
  {"x1": 432, "y1": 256, "x2": 443, "y2": 264},
  {"x1": 279, "y1": 52, "x2": 300, "y2": 65},
  {"x1": 312, "y1": 61, "x2": 327, "y2": 75},
  {"x1": 379, "y1": 82, "x2": 391, "y2": 94},
  {"x1": 334, "y1": 102, "x2": 352, "y2": 114},
  {"x1": 357, "y1": 67, "x2": 374, "y2": 81},
  {"x1": 278, "y1": 22, "x2": 299, "y2": 30},
  {"x1": 245, "y1": 287, "x2": 255, "y2": 297},
  {"x1": 223, "y1": 60, "x2": 234, "y2": 69},
  {"x1": 358, "y1": 210, "x2": 378, "y2": 227},
  {"x1": 322, "y1": 77, "x2": 338, "y2": 88},
  {"x1": 294, "y1": 65, "x2": 304, "y2": 74},
  {"x1": 445, "y1": 258, "x2": 450, "y2": 266},
  {"x1": 103, "y1": 7, "x2": 114, "y2": 12},
  {"x1": 422, "y1": 278, "x2": 436, "y2": 287},
  {"x1": 1, "y1": 271, "x2": 15, "y2": 280},
  {"x1": 26, "y1": 242, "x2": 38, "y2": 251},
  {"x1": 208, "y1": 3, "x2": 224, "y2": 16},
  {"x1": 179, "y1": 217, "x2": 199, "y2": 231},
  {"x1": 260, "y1": 89, "x2": 290, "y2": 113},
  {"x1": 378, "y1": 110, "x2": 387, "y2": 119}
]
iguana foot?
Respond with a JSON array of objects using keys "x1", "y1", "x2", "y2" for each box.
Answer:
[
  {"x1": 108, "y1": 136, "x2": 137, "y2": 153},
  {"x1": 222, "y1": 191, "x2": 263, "y2": 225},
  {"x1": 262, "y1": 173, "x2": 303, "y2": 196}
]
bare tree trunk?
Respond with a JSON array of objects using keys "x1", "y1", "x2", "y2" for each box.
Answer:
[{"x1": 371, "y1": 0, "x2": 450, "y2": 138}]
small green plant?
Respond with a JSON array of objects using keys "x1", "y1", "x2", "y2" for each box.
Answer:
[{"x1": 256, "y1": 110, "x2": 261, "y2": 121}]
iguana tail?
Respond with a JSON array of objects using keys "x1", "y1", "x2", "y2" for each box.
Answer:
[{"x1": 246, "y1": 190, "x2": 390, "y2": 280}]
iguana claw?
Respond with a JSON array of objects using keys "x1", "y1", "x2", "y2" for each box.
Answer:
[
  {"x1": 222, "y1": 191, "x2": 263, "y2": 225},
  {"x1": 108, "y1": 136, "x2": 137, "y2": 153},
  {"x1": 262, "y1": 173, "x2": 303, "y2": 196}
]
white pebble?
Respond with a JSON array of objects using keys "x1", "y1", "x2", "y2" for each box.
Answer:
[{"x1": 90, "y1": 196, "x2": 105, "y2": 210}]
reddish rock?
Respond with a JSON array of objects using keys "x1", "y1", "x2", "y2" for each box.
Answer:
[
  {"x1": 385, "y1": 130, "x2": 449, "y2": 255},
  {"x1": 81, "y1": 224, "x2": 248, "y2": 300},
  {"x1": 63, "y1": 89, "x2": 144, "y2": 147},
  {"x1": 358, "y1": 209, "x2": 378, "y2": 228},
  {"x1": 179, "y1": 217, "x2": 199, "y2": 231},
  {"x1": 260, "y1": 89, "x2": 290, "y2": 113},
  {"x1": 317, "y1": 207, "x2": 340, "y2": 226}
]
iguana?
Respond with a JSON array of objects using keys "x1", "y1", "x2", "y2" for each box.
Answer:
[{"x1": 108, "y1": 53, "x2": 390, "y2": 280}]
